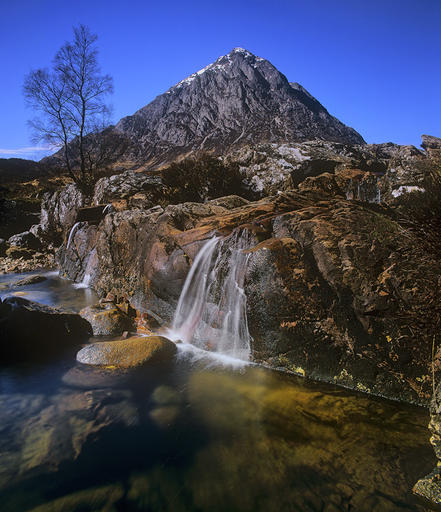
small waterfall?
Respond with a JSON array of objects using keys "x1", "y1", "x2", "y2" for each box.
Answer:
[
  {"x1": 73, "y1": 249, "x2": 96, "y2": 290},
  {"x1": 345, "y1": 175, "x2": 382, "y2": 204},
  {"x1": 169, "y1": 230, "x2": 253, "y2": 361},
  {"x1": 102, "y1": 204, "x2": 113, "y2": 215},
  {"x1": 66, "y1": 222, "x2": 80, "y2": 249}
]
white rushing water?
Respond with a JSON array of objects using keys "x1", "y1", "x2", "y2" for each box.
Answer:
[
  {"x1": 73, "y1": 248, "x2": 96, "y2": 291},
  {"x1": 66, "y1": 222, "x2": 81, "y2": 250},
  {"x1": 168, "y1": 230, "x2": 253, "y2": 361}
]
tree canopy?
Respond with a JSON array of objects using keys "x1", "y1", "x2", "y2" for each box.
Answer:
[{"x1": 23, "y1": 25, "x2": 113, "y2": 186}]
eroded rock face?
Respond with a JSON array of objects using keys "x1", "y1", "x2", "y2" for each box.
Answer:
[
  {"x1": 58, "y1": 198, "x2": 261, "y2": 319},
  {"x1": 245, "y1": 192, "x2": 441, "y2": 403},
  {"x1": 92, "y1": 170, "x2": 162, "y2": 205},
  {"x1": 40, "y1": 183, "x2": 86, "y2": 240},
  {"x1": 57, "y1": 184, "x2": 441, "y2": 403}
]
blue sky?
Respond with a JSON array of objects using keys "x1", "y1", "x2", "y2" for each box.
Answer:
[{"x1": 0, "y1": 0, "x2": 440, "y2": 160}]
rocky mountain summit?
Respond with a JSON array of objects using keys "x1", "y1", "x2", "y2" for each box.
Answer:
[
  {"x1": 42, "y1": 48, "x2": 363, "y2": 171},
  {"x1": 113, "y1": 48, "x2": 364, "y2": 167}
]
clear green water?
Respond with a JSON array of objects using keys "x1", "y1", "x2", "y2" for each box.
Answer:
[{"x1": 0, "y1": 273, "x2": 437, "y2": 511}]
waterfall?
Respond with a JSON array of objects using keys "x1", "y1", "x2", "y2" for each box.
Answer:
[
  {"x1": 73, "y1": 249, "x2": 96, "y2": 290},
  {"x1": 169, "y1": 230, "x2": 253, "y2": 361},
  {"x1": 66, "y1": 222, "x2": 80, "y2": 249}
]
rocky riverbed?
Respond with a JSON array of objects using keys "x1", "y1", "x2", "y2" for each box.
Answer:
[
  {"x1": 2, "y1": 134, "x2": 441, "y2": 507},
  {"x1": 0, "y1": 271, "x2": 437, "y2": 512}
]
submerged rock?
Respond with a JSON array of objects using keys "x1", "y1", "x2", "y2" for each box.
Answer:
[
  {"x1": 413, "y1": 468, "x2": 441, "y2": 505},
  {"x1": 0, "y1": 388, "x2": 138, "y2": 490},
  {"x1": 27, "y1": 483, "x2": 125, "y2": 512},
  {"x1": 61, "y1": 364, "x2": 130, "y2": 389},
  {"x1": 76, "y1": 336, "x2": 177, "y2": 368},
  {"x1": 79, "y1": 302, "x2": 135, "y2": 336},
  {"x1": 14, "y1": 274, "x2": 47, "y2": 286},
  {"x1": 0, "y1": 297, "x2": 92, "y2": 363}
]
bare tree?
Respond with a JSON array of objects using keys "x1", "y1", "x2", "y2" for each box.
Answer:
[{"x1": 23, "y1": 25, "x2": 113, "y2": 186}]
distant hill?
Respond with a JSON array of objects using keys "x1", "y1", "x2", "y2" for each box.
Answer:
[{"x1": 0, "y1": 158, "x2": 52, "y2": 184}]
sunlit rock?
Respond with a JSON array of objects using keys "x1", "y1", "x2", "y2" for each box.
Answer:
[{"x1": 76, "y1": 336, "x2": 177, "y2": 368}]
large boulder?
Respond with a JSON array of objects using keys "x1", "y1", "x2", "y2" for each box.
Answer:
[
  {"x1": 421, "y1": 134, "x2": 441, "y2": 157},
  {"x1": 93, "y1": 170, "x2": 162, "y2": 205},
  {"x1": 40, "y1": 183, "x2": 86, "y2": 238},
  {"x1": 76, "y1": 336, "x2": 177, "y2": 368},
  {"x1": 0, "y1": 297, "x2": 92, "y2": 363},
  {"x1": 79, "y1": 302, "x2": 136, "y2": 336},
  {"x1": 7, "y1": 230, "x2": 42, "y2": 251}
]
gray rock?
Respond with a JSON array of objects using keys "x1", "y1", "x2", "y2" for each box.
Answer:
[
  {"x1": 421, "y1": 134, "x2": 441, "y2": 151},
  {"x1": 93, "y1": 170, "x2": 162, "y2": 205},
  {"x1": 40, "y1": 183, "x2": 86, "y2": 236},
  {"x1": 7, "y1": 230, "x2": 42, "y2": 251}
]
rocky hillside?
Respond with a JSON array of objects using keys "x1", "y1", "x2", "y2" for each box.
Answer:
[
  {"x1": 44, "y1": 48, "x2": 364, "y2": 171},
  {"x1": 37, "y1": 135, "x2": 439, "y2": 406},
  {"x1": 0, "y1": 158, "x2": 51, "y2": 184}
]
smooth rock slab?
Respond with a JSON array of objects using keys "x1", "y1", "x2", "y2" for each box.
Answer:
[{"x1": 77, "y1": 336, "x2": 177, "y2": 368}]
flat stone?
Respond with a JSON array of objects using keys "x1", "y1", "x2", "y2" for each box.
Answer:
[
  {"x1": 14, "y1": 275, "x2": 47, "y2": 286},
  {"x1": 76, "y1": 336, "x2": 177, "y2": 368}
]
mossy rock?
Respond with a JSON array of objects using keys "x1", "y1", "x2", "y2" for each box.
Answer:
[
  {"x1": 413, "y1": 468, "x2": 441, "y2": 505},
  {"x1": 76, "y1": 336, "x2": 177, "y2": 368},
  {"x1": 79, "y1": 303, "x2": 135, "y2": 336}
]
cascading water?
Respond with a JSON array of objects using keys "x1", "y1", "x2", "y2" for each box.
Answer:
[
  {"x1": 73, "y1": 248, "x2": 96, "y2": 292},
  {"x1": 66, "y1": 222, "x2": 80, "y2": 249},
  {"x1": 168, "y1": 230, "x2": 253, "y2": 361}
]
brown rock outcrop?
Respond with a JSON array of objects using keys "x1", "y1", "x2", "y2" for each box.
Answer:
[{"x1": 57, "y1": 184, "x2": 441, "y2": 403}]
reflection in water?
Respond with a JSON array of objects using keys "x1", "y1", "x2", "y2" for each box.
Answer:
[
  {"x1": 0, "y1": 270, "x2": 97, "y2": 311},
  {"x1": 0, "y1": 357, "x2": 436, "y2": 511},
  {"x1": 0, "y1": 273, "x2": 436, "y2": 511}
]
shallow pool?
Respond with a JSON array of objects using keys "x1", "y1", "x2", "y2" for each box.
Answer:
[{"x1": 0, "y1": 273, "x2": 436, "y2": 511}]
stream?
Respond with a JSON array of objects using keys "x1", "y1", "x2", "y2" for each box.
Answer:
[{"x1": 0, "y1": 271, "x2": 437, "y2": 511}]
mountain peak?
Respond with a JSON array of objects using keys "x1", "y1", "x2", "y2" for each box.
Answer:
[
  {"x1": 170, "y1": 47, "x2": 264, "y2": 91},
  {"x1": 113, "y1": 49, "x2": 364, "y2": 167},
  {"x1": 229, "y1": 47, "x2": 258, "y2": 57}
]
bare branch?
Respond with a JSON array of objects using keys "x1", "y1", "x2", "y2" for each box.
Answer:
[{"x1": 23, "y1": 24, "x2": 113, "y2": 186}]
